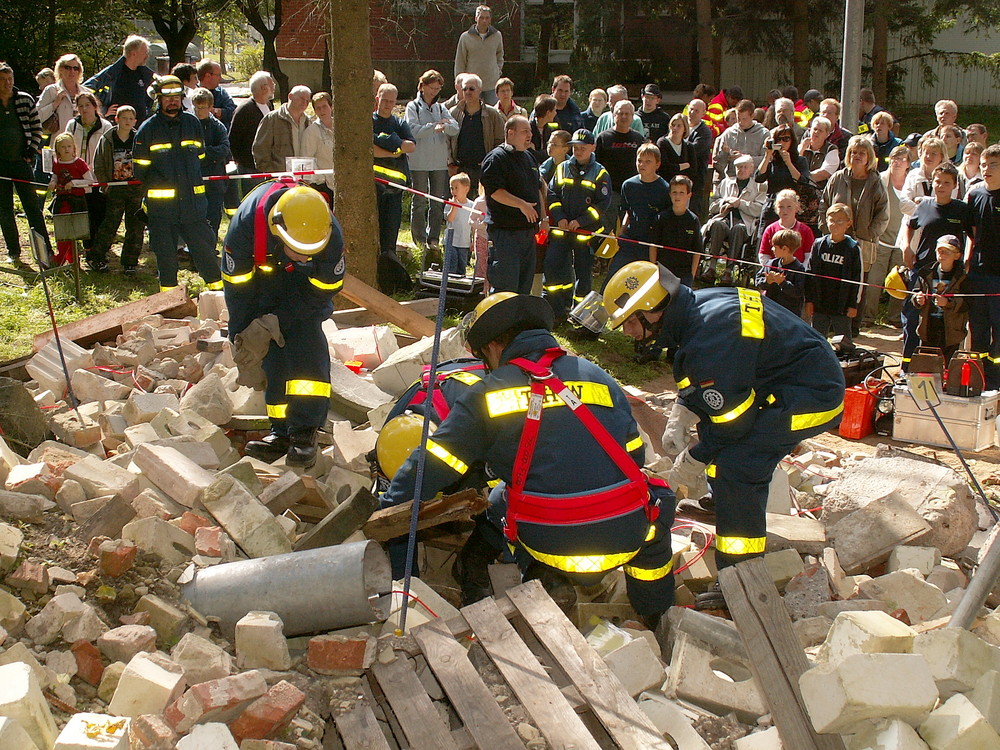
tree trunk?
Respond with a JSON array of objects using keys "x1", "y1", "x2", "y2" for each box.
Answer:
[
  {"x1": 712, "y1": 35, "x2": 722, "y2": 90},
  {"x1": 235, "y1": 0, "x2": 288, "y2": 98},
  {"x1": 534, "y1": 0, "x2": 554, "y2": 85},
  {"x1": 329, "y1": 0, "x2": 379, "y2": 288},
  {"x1": 219, "y1": 21, "x2": 226, "y2": 74},
  {"x1": 47, "y1": 0, "x2": 56, "y2": 65},
  {"x1": 261, "y1": 31, "x2": 289, "y2": 99},
  {"x1": 871, "y1": 0, "x2": 888, "y2": 103},
  {"x1": 695, "y1": 0, "x2": 715, "y2": 88},
  {"x1": 790, "y1": 0, "x2": 810, "y2": 93},
  {"x1": 148, "y1": 0, "x2": 199, "y2": 68}
]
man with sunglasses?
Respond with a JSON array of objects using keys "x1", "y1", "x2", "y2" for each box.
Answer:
[{"x1": 448, "y1": 73, "x2": 506, "y2": 195}]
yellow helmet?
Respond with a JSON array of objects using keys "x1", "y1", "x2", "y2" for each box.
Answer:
[
  {"x1": 596, "y1": 217, "x2": 621, "y2": 259},
  {"x1": 884, "y1": 266, "x2": 909, "y2": 300},
  {"x1": 460, "y1": 292, "x2": 554, "y2": 356},
  {"x1": 268, "y1": 186, "x2": 332, "y2": 255},
  {"x1": 148, "y1": 75, "x2": 184, "y2": 100},
  {"x1": 603, "y1": 261, "x2": 680, "y2": 329},
  {"x1": 376, "y1": 413, "x2": 431, "y2": 479}
]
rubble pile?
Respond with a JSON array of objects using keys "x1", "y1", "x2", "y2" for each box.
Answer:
[{"x1": 0, "y1": 290, "x2": 997, "y2": 749}]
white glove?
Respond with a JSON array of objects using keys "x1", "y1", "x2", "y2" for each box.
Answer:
[
  {"x1": 662, "y1": 401, "x2": 700, "y2": 455},
  {"x1": 668, "y1": 447, "x2": 708, "y2": 500}
]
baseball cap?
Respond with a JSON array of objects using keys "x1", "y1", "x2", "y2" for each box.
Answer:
[
  {"x1": 804, "y1": 89, "x2": 823, "y2": 103},
  {"x1": 903, "y1": 132, "x2": 922, "y2": 148},
  {"x1": 642, "y1": 84, "x2": 662, "y2": 97},
  {"x1": 569, "y1": 129, "x2": 595, "y2": 145},
  {"x1": 936, "y1": 234, "x2": 961, "y2": 251}
]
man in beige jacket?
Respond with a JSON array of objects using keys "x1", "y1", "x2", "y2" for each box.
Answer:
[
  {"x1": 455, "y1": 5, "x2": 504, "y2": 105},
  {"x1": 252, "y1": 85, "x2": 313, "y2": 174},
  {"x1": 449, "y1": 74, "x2": 506, "y2": 195}
]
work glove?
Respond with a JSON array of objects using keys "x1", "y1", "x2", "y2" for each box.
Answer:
[
  {"x1": 232, "y1": 314, "x2": 285, "y2": 390},
  {"x1": 667, "y1": 447, "x2": 709, "y2": 500},
  {"x1": 375, "y1": 131, "x2": 404, "y2": 153},
  {"x1": 662, "y1": 401, "x2": 700, "y2": 455}
]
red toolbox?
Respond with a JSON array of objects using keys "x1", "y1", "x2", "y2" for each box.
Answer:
[{"x1": 840, "y1": 385, "x2": 876, "y2": 439}]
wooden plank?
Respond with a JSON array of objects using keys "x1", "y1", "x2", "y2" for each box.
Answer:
[
  {"x1": 411, "y1": 617, "x2": 525, "y2": 750},
  {"x1": 370, "y1": 656, "x2": 460, "y2": 750},
  {"x1": 362, "y1": 488, "x2": 486, "y2": 541},
  {"x1": 462, "y1": 597, "x2": 602, "y2": 750},
  {"x1": 487, "y1": 563, "x2": 522, "y2": 599},
  {"x1": 32, "y1": 286, "x2": 194, "y2": 350},
  {"x1": 506, "y1": 580, "x2": 671, "y2": 750},
  {"x1": 332, "y1": 296, "x2": 440, "y2": 329},
  {"x1": 334, "y1": 703, "x2": 393, "y2": 750},
  {"x1": 719, "y1": 559, "x2": 847, "y2": 750},
  {"x1": 341, "y1": 274, "x2": 435, "y2": 338}
]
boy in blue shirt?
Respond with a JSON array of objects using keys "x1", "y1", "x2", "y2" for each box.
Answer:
[
  {"x1": 757, "y1": 228, "x2": 806, "y2": 316},
  {"x1": 805, "y1": 203, "x2": 863, "y2": 346}
]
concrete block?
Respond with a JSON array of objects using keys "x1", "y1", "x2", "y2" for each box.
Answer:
[
  {"x1": 76, "y1": 496, "x2": 136, "y2": 544},
  {"x1": 24, "y1": 592, "x2": 86, "y2": 645},
  {"x1": 783, "y1": 563, "x2": 832, "y2": 621},
  {"x1": 148, "y1": 437, "x2": 219, "y2": 470},
  {"x1": 667, "y1": 631, "x2": 767, "y2": 722},
  {"x1": 62, "y1": 604, "x2": 110, "y2": 644},
  {"x1": 0, "y1": 589, "x2": 26, "y2": 636},
  {"x1": 603, "y1": 637, "x2": 665, "y2": 697},
  {"x1": 326, "y1": 361, "x2": 393, "y2": 424},
  {"x1": 799, "y1": 653, "x2": 938, "y2": 734},
  {"x1": 97, "y1": 662, "x2": 125, "y2": 703},
  {"x1": 636, "y1": 692, "x2": 711, "y2": 749},
  {"x1": 175, "y1": 722, "x2": 239, "y2": 750},
  {"x1": 734, "y1": 727, "x2": 783, "y2": 750},
  {"x1": 49, "y1": 410, "x2": 103, "y2": 448},
  {"x1": 70, "y1": 369, "x2": 132, "y2": 403},
  {"x1": 322, "y1": 422, "x2": 377, "y2": 474},
  {"x1": 888, "y1": 546, "x2": 941, "y2": 577},
  {"x1": 919, "y1": 693, "x2": 1000, "y2": 749},
  {"x1": 226, "y1": 679, "x2": 305, "y2": 744},
  {"x1": 132, "y1": 444, "x2": 214, "y2": 508},
  {"x1": 26, "y1": 337, "x2": 92, "y2": 397},
  {"x1": 371, "y1": 328, "x2": 467, "y2": 397},
  {"x1": 179, "y1": 373, "x2": 233, "y2": 426},
  {"x1": 0, "y1": 522, "x2": 24, "y2": 572},
  {"x1": 858, "y1": 570, "x2": 949, "y2": 624},
  {"x1": 793, "y1": 616, "x2": 834, "y2": 648},
  {"x1": 133, "y1": 594, "x2": 189, "y2": 645},
  {"x1": 0, "y1": 436, "x2": 22, "y2": 488},
  {"x1": 0, "y1": 715, "x2": 40, "y2": 750},
  {"x1": 165, "y1": 670, "x2": 268, "y2": 733},
  {"x1": 217, "y1": 460, "x2": 264, "y2": 497},
  {"x1": 926, "y1": 562, "x2": 967, "y2": 594},
  {"x1": 912, "y1": 627, "x2": 1000, "y2": 697},
  {"x1": 828, "y1": 492, "x2": 932, "y2": 574},
  {"x1": 198, "y1": 290, "x2": 227, "y2": 322},
  {"x1": 259, "y1": 472, "x2": 305, "y2": 515},
  {"x1": 817, "y1": 600, "x2": 891, "y2": 620},
  {"x1": 170, "y1": 633, "x2": 234, "y2": 685},
  {"x1": 819, "y1": 610, "x2": 916, "y2": 663},
  {"x1": 0, "y1": 643, "x2": 50, "y2": 691},
  {"x1": 236, "y1": 612, "x2": 291, "y2": 671},
  {"x1": 0, "y1": 662, "x2": 58, "y2": 750},
  {"x1": 122, "y1": 392, "x2": 180, "y2": 426},
  {"x1": 763, "y1": 547, "x2": 805, "y2": 592},
  {"x1": 129, "y1": 488, "x2": 184, "y2": 521},
  {"x1": 63, "y1": 456, "x2": 140, "y2": 503},
  {"x1": 294, "y1": 487, "x2": 378, "y2": 551},
  {"x1": 97, "y1": 625, "x2": 158, "y2": 664},
  {"x1": 325, "y1": 324, "x2": 398, "y2": 370},
  {"x1": 122, "y1": 516, "x2": 195, "y2": 565},
  {"x1": 847, "y1": 719, "x2": 929, "y2": 750},
  {"x1": 107, "y1": 651, "x2": 186, "y2": 718},
  {"x1": 200, "y1": 475, "x2": 292, "y2": 558},
  {"x1": 127, "y1": 713, "x2": 177, "y2": 750},
  {"x1": 307, "y1": 634, "x2": 375, "y2": 675},
  {"x1": 53, "y1": 712, "x2": 129, "y2": 750},
  {"x1": 0, "y1": 488, "x2": 48, "y2": 521},
  {"x1": 55, "y1": 479, "x2": 87, "y2": 514},
  {"x1": 319, "y1": 465, "x2": 370, "y2": 507},
  {"x1": 969, "y1": 669, "x2": 1000, "y2": 731}
]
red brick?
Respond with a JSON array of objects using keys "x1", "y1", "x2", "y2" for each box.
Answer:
[
  {"x1": 228, "y1": 680, "x2": 305, "y2": 743},
  {"x1": 87, "y1": 535, "x2": 111, "y2": 557},
  {"x1": 71, "y1": 639, "x2": 105, "y2": 686},
  {"x1": 307, "y1": 634, "x2": 374, "y2": 674},
  {"x1": 6, "y1": 560, "x2": 49, "y2": 594},
  {"x1": 165, "y1": 670, "x2": 268, "y2": 732},
  {"x1": 194, "y1": 526, "x2": 224, "y2": 557},
  {"x1": 128, "y1": 713, "x2": 178, "y2": 750},
  {"x1": 99, "y1": 539, "x2": 137, "y2": 577},
  {"x1": 178, "y1": 511, "x2": 213, "y2": 536}
]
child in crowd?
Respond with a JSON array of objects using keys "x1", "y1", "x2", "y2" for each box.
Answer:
[
  {"x1": 445, "y1": 173, "x2": 475, "y2": 276},
  {"x1": 535, "y1": 130, "x2": 571, "y2": 294},
  {"x1": 470, "y1": 184, "x2": 489, "y2": 281},
  {"x1": 805, "y1": 203, "x2": 863, "y2": 346},
  {"x1": 757, "y1": 228, "x2": 806, "y2": 316},
  {"x1": 48, "y1": 132, "x2": 94, "y2": 266},
  {"x1": 758, "y1": 188, "x2": 815, "y2": 266},
  {"x1": 90, "y1": 105, "x2": 145, "y2": 273},
  {"x1": 911, "y1": 234, "x2": 968, "y2": 363},
  {"x1": 582, "y1": 89, "x2": 608, "y2": 132},
  {"x1": 650, "y1": 175, "x2": 702, "y2": 286},
  {"x1": 607, "y1": 143, "x2": 671, "y2": 284}
]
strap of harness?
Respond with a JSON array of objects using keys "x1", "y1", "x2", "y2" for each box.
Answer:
[
  {"x1": 409, "y1": 362, "x2": 487, "y2": 422},
  {"x1": 504, "y1": 346, "x2": 656, "y2": 541},
  {"x1": 253, "y1": 179, "x2": 298, "y2": 267}
]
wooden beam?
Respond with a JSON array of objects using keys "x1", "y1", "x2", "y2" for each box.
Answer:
[
  {"x1": 331, "y1": 297, "x2": 440, "y2": 329},
  {"x1": 361, "y1": 489, "x2": 485, "y2": 542},
  {"x1": 32, "y1": 286, "x2": 195, "y2": 351},
  {"x1": 341, "y1": 274, "x2": 435, "y2": 338}
]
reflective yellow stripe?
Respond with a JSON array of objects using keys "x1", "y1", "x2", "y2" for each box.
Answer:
[
  {"x1": 543, "y1": 282, "x2": 574, "y2": 292},
  {"x1": 373, "y1": 164, "x2": 407, "y2": 182},
  {"x1": 149, "y1": 143, "x2": 172, "y2": 151},
  {"x1": 549, "y1": 228, "x2": 565, "y2": 237},
  {"x1": 309, "y1": 277, "x2": 344, "y2": 291},
  {"x1": 766, "y1": 394, "x2": 777, "y2": 404},
  {"x1": 791, "y1": 401, "x2": 844, "y2": 431},
  {"x1": 258, "y1": 265, "x2": 274, "y2": 272},
  {"x1": 485, "y1": 382, "x2": 614, "y2": 417},
  {"x1": 548, "y1": 201, "x2": 563, "y2": 210},
  {"x1": 709, "y1": 389, "x2": 756, "y2": 424},
  {"x1": 198, "y1": 153, "x2": 205, "y2": 159},
  {"x1": 181, "y1": 140, "x2": 202, "y2": 148},
  {"x1": 737, "y1": 287, "x2": 765, "y2": 339},
  {"x1": 991, "y1": 355, "x2": 1000, "y2": 364},
  {"x1": 706, "y1": 463, "x2": 716, "y2": 478},
  {"x1": 425, "y1": 439, "x2": 469, "y2": 475},
  {"x1": 587, "y1": 206, "x2": 601, "y2": 220},
  {"x1": 575, "y1": 228, "x2": 599, "y2": 242},
  {"x1": 205, "y1": 281, "x2": 223, "y2": 291},
  {"x1": 625, "y1": 436, "x2": 643, "y2": 452},
  {"x1": 676, "y1": 377, "x2": 691, "y2": 389},
  {"x1": 447, "y1": 371, "x2": 482, "y2": 386},
  {"x1": 267, "y1": 403, "x2": 288, "y2": 418},
  {"x1": 596, "y1": 168, "x2": 608, "y2": 181},
  {"x1": 147, "y1": 189, "x2": 176, "y2": 199},
  {"x1": 581, "y1": 180, "x2": 596, "y2": 189},
  {"x1": 521, "y1": 542, "x2": 639, "y2": 574},
  {"x1": 645, "y1": 524, "x2": 656, "y2": 542},
  {"x1": 159, "y1": 285, "x2": 178, "y2": 292},
  {"x1": 223, "y1": 270, "x2": 255, "y2": 284},
  {"x1": 193, "y1": 185, "x2": 206, "y2": 194},
  {"x1": 623, "y1": 558, "x2": 673, "y2": 581},
  {"x1": 716, "y1": 536, "x2": 766, "y2": 555},
  {"x1": 487, "y1": 477, "x2": 501, "y2": 488},
  {"x1": 286, "y1": 379, "x2": 332, "y2": 397},
  {"x1": 134, "y1": 158, "x2": 151, "y2": 166}
]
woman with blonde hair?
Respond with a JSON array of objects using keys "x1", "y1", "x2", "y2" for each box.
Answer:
[
  {"x1": 655, "y1": 113, "x2": 694, "y2": 181},
  {"x1": 37, "y1": 54, "x2": 92, "y2": 135}
]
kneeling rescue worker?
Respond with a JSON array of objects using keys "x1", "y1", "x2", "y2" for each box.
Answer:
[
  {"x1": 604, "y1": 260, "x2": 845, "y2": 609},
  {"x1": 381, "y1": 292, "x2": 676, "y2": 627},
  {"x1": 223, "y1": 180, "x2": 345, "y2": 468}
]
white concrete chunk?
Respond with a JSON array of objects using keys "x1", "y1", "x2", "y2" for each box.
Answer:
[
  {"x1": 602, "y1": 637, "x2": 665, "y2": 698},
  {"x1": 637, "y1": 692, "x2": 711, "y2": 749},
  {"x1": 0, "y1": 522, "x2": 24, "y2": 572},
  {"x1": 53, "y1": 712, "x2": 129, "y2": 750},
  {"x1": 918, "y1": 693, "x2": 1000, "y2": 749},
  {"x1": 0, "y1": 662, "x2": 58, "y2": 750},
  {"x1": 199, "y1": 475, "x2": 292, "y2": 558},
  {"x1": 175, "y1": 722, "x2": 239, "y2": 750},
  {"x1": 179, "y1": 373, "x2": 233, "y2": 426},
  {"x1": 122, "y1": 392, "x2": 180, "y2": 426},
  {"x1": 912, "y1": 627, "x2": 1000, "y2": 698},
  {"x1": 819, "y1": 610, "x2": 916, "y2": 664},
  {"x1": 121, "y1": 516, "x2": 195, "y2": 564},
  {"x1": 70, "y1": 369, "x2": 132, "y2": 403},
  {"x1": 969, "y1": 669, "x2": 1000, "y2": 732},
  {"x1": 131, "y1": 444, "x2": 214, "y2": 508},
  {"x1": 858, "y1": 570, "x2": 948, "y2": 624},
  {"x1": 107, "y1": 651, "x2": 186, "y2": 719},
  {"x1": 667, "y1": 631, "x2": 767, "y2": 722},
  {"x1": 734, "y1": 727, "x2": 783, "y2": 750},
  {"x1": 170, "y1": 633, "x2": 234, "y2": 685},
  {"x1": 235, "y1": 611, "x2": 291, "y2": 671},
  {"x1": 848, "y1": 719, "x2": 929, "y2": 750},
  {"x1": 888, "y1": 546, "x2": 941, "y2": 577},
  {"x1": 0, "y1": 715, "x2": 40, "y2": 750}
]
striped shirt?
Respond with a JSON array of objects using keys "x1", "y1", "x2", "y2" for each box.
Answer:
[{"x1": 4, "y1": 90, "x2": 41, "y2": 156}]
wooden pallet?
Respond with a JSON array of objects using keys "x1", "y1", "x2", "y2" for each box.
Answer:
[{"x1": 332, "y1": 578, "x2": 671, "y2": 750}]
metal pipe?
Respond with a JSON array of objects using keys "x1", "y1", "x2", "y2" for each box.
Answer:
[
  {"x1": 840, "y1": 0, "x2": 865, "y2": 134},
  {"x1": 180, "y1": 540, "x2": 393, "y2": 637}
]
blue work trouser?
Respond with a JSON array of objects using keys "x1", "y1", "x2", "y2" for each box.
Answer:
[
  {"x1": 263, "y1": 314, "x2": 331, "y2": 438},
  {"x1": 376, "y1": 184, "x2": 403, "y2": 257},
  {"x1": 900, "y1": 295, "x2": 920, "y2": 370},
  {"x1": 147, "y1": 216, "x2": 221, "y2": 289},
  {"x1": 487, "y1": 226, "x2": 536, "y2": 294},
  {"x1": 0, "y1": 159, "x2": 51, "y2": 259},
  {"x1": 544, "y1": 232, "x2": 598, "y2": 319},
  {"x1": 967, "y1": 273, "x2": 1000, "y2": 390}
]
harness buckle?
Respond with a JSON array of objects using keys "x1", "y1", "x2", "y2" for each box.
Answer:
[{"x1": 527, "y1": 368, "x2": 553, "y2": 382}]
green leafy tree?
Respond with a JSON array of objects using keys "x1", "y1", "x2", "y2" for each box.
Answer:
[
  {"x1": 227, "y1": 0, "x2": 289, "y2": 96},
  {"x1": 138, "y1": 0, "x2": 201, "y2": 67}
]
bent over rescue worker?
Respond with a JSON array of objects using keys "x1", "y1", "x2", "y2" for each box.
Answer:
[
  {"x1": 133, "y1": 75, "x2": 223, "y2": 292},
  {"x1": 222, "y1": 180, "x2": 345, "y2": 468},
  {"x1": 604, "y1": 261, "x2": 844, "y2": 609},
  {"x1": 545, "y1": 129, "x2": 611, "y2": 321},
  {"x1": 382, "y1": 293, "x2": 676, "y2": 625}
]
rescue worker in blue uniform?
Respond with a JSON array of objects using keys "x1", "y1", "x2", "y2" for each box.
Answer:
[
  {"x1": 222, "y1": 180, "x2": 345, "y2": 468},
  {"x1": 545, "y1": 129, "x2": 612, "y2": 321},
  {"x1": 604, "y1": 261, "x2": 844, "y2": 609},
  {"x1": 133, "y1": 76, "x2": 223, "y2": 293},
  {"x1": 382, "y1": 293, "x2": 676, "y2": 624}
]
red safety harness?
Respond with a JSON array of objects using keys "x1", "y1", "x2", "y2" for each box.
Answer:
[
  {"x1": 252, "y1": 179, "x2": 298, "y2": 267},
  {"x1": 409, "y1": 362, "x2": 487, "y2": 422},
  {"x1": 503, "y1": 347, "x2": 660, "y2": 542}
]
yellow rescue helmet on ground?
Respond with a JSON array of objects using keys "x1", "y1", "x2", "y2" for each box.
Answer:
[
  {"x1": 268, "y1": 185, "x2": 332, "y2": 255},
  {"x1": 884, "y1": 266, "x2": 909, "y2": 300},
  {"x1": 603, "y1": 261, "x2": 680, "y2": 329},
  {"x1": 595, "y1": 217, "x2": 621, "y2": 259},
  {"x1": 148, "y1": 75, "x2": 184, "y2": 99},
  {"x1": 461, "y1": 292, "x2": 554, "y2": 355},
  {"x1": 376, "y1": 413, "x2": 431, "y2": 479}
]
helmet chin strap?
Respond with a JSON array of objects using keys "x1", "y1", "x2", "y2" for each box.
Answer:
[{"x1": 636, "y1": 311, "x2": 661, "y2": 345}]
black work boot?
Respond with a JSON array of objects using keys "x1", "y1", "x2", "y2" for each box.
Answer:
[
  {"x1": 452, "y1": 526, "x2": 498, "y2": 606},
  {"x1": 694, "y1": 579, "x2": 728, "y2": 612},
  {"x1": 286, "y1": 428, "x2": 318, "y2": 468},
  {"x1": 244, "y1": 432, "x2": 289, "y2": 462}
]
